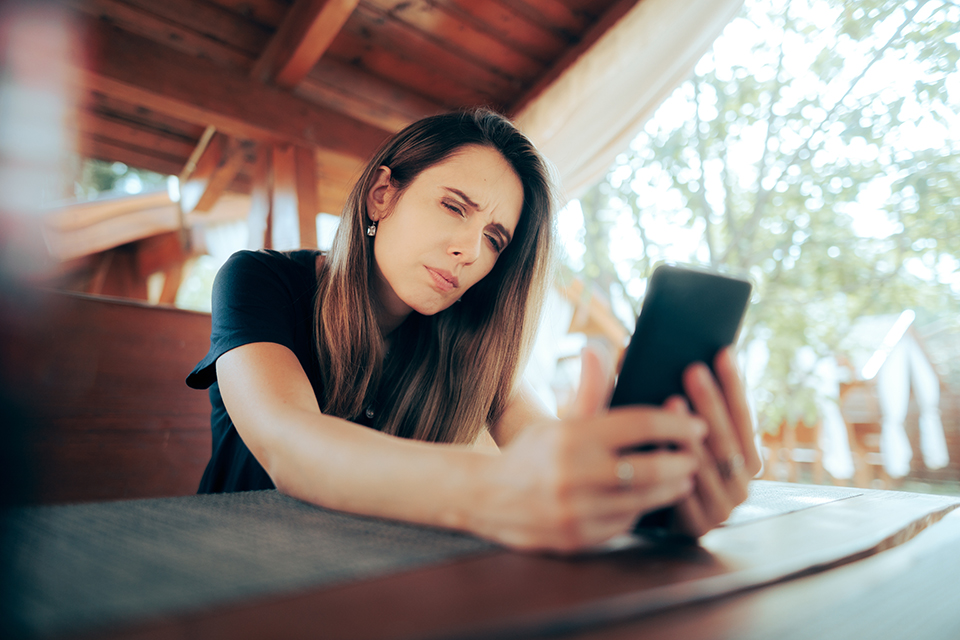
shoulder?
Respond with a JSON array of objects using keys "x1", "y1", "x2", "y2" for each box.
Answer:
[
  {"x1": 211, "y1": 249, "x2": 324, "y2": 315},
  {"x1": 220, "y1": 248, "x2": 320, "y2": 279},
  {"x1": 216, "y1": 249, "x2": 321, "y2": 291}
]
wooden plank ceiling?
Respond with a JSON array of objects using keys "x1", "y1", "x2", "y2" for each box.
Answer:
[{"x1": 66, "y1": 0, "x2": 640, "y2": 218}]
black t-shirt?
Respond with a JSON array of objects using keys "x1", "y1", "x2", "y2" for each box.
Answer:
[{"x1": 187, "y1": 249, "x2": 374, "y2": 494}]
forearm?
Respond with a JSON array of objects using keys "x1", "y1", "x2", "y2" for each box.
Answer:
[
  {"x1": 218, "y1": 343, "x2": 497, "y2": 533},
  {"x1": 248, "y1": 406, "x2": 497, "y2": 532}
]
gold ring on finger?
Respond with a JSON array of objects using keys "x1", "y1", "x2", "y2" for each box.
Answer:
[{"x1": 615, "y1": 459, "x2": 634, "y2": 488}]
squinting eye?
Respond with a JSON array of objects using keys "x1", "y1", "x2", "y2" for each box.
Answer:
[
  {"x1": 443, "y1": 201, "x2": 465, "y2": 216},
  {"x1": 486, "y1": 234, "x2": 503, "y2": 253}
]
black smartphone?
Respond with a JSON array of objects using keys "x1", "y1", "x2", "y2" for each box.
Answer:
[{"x1": 609, "y1": 264, "x2": 752, "y2": 535}]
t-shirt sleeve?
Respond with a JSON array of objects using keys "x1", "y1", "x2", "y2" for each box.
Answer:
[{"x1": 186, "y1": 250, "x2": 306, "y2": 389}]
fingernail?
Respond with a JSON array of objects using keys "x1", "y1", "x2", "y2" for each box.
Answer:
[{"x1": 697, "y1": 364, "x2": 712, "y2": 383}]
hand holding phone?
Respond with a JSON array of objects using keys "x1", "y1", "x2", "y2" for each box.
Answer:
[{"x1": 609, "y1": 264, "x2": 752, "y2": 535}]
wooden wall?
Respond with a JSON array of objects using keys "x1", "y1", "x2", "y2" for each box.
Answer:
[{"x1": 0, "y1": 288, "x2": 213, "y2": 504}]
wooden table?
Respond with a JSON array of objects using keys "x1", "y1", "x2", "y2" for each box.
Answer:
[{"x1": 7, "y1": 482, "x2": 959, "y2": 640}]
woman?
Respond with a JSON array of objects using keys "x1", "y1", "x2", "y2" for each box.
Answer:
[{"x1": 187, "y1": 109, "x2": 760, "y2": 552}]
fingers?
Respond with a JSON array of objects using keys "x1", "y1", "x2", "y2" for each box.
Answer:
[
  {"x1": 683, "y1": 362, "x2": 748, "y2": 493},
  {"x1": 603, "y1": 449, "x2": 698, "y2": 492},
  {"x1": 568, "y1": 341, "x2": 615, "y2": 419},
  {"x1": 673, "y1": 359, "x2": 752, "y2": 538},
  {"x1": 714, "y1": 347, "x2": 762, "y2": 475},
  {"x1": 598, "y1": 407, "x2": 706, "y2": 452}
]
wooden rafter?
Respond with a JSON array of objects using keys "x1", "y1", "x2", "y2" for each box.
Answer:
[
  {"x1": 79, "y1": 19, "x2": 390, "y2": 159},
  {"x1": 251, "y1": 0, "x2": 361, "y2": 89},
  {"x1": 62, "y1": 0, "x2": 256, "y2": 72},
  {"x1": 79, "y1": 110, "x2": 197, "y2": 160},
  {"x1": 297, "y1": 58, "x2": 441, "y2": 132},
  {"x1": 510, "y1": 0, "x2": 641, "y2": 115},
  {"x1": 181, "y1": 0, "x2": 360, "y2": 223},
  {"x1": 179, "y1": 134, "x2": 255, "y2": 214}
]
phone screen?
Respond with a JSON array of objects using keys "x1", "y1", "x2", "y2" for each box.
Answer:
[
  {"x1": 611, "y1": 264, "x2": 752, "y2": 408},
  {"x1": 609, "y1": 264, "x2": 752, "y2": 534}
]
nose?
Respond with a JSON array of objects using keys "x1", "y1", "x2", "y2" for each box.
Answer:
[{"x1": 448, "y1": 221, "x2": 484, "y2": 264}]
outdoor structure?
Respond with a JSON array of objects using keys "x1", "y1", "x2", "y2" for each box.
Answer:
[{"x1": 2, "y1": 0, "x2": 745, "y2": 304}]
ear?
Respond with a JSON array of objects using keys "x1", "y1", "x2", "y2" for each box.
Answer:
[{"x1": 366, "y1": 166, "x2": 395, "y2": 222}]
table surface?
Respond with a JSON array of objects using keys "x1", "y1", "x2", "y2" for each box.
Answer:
[{"x1": 7, "y1": 481, "x2": 960, "y2": 640}]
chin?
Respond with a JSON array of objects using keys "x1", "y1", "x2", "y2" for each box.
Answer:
[{"x1": 410, "y1": 298, "x2": 457, "y2": 317}]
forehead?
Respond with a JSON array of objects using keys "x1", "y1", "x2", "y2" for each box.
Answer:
[{"x1": 416, "y1": 145, "x2": 524, "y2": 229}]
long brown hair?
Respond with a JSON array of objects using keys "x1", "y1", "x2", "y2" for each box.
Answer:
[{"x1": 314, "y1": 109, "x2": 556, "y2": 444}]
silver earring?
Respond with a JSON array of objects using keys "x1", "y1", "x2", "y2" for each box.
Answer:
[{"x1": 366, "y1": 223, "x2": 377, "y2": 237}]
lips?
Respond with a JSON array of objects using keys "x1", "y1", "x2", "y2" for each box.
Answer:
[{"x1": 425, "y1": 266, "x2": 459, "y2": 292}]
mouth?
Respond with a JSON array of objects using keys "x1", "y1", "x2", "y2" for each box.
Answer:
[{"x1": 425, "y1": 266, "x2": 459, "y2": 292}]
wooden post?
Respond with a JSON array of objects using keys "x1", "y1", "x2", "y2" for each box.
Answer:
[
  {"x1": 295, "y1": 146, "x2": 318, "y2": 248},
  {"x1": 247, "y1": 145, "x2": 271, "y2": 250},
  {"x1": 270, "y1": 144, "x2": 300, "y2": 250}
]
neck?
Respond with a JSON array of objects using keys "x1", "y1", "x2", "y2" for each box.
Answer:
[
  {"x1": 375, "y1": 303, "x2": 409, "y2": 337},
  {"x1": 370, "y1": 266, "x2": 411, "y2": 337}
]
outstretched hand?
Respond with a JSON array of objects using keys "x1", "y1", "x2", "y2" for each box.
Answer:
[{"x1": 475, "y1": 343, "x2": 704, "y2": 553}]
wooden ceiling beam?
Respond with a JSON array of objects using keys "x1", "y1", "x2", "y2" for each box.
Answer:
[
  {"x1": 298, "y1": 58, "x2": 442, "y2": 132},
  {"x1": 251, "y1": 0, "x2": 360, "y2": 89},
  {"x1": 179, "y1": 133, "x2": 256, "y2": 214},
  {"x1": 78, "y1": 19, "x2": 391, "y2": 160},
  {"x1": 62, "y1": 0, "x2": 256, "y2": 73},
  {"x1": 117, "y1": 0, "x2": 270, "y2": 60},
  {"x1": 79, "y1": 109, "x2": 197, "y2": 160},
  {"x1": 180, "y1": 0, "x2": 361, "y2": 217},
  {"x1": 510, "y1": 0, "x2": 641, "y2": 115},
  {"x1": 363, "y1": 0, "x2": 546, "y2": 82}
]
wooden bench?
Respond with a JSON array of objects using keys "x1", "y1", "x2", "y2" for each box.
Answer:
[{"x1": 0, "y1": 288, "x2": 212, "y2": 504}]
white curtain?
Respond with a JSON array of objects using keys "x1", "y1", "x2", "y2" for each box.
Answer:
[
  {"x1": 876, "y1": 333, "x2": 949, "y2": 477},
  {"x1": 907, "y1": 334, "x2": 949, "y2": 470},
  {"x1": 515, "y1": 0, "x2": 745, "y2": 199}
]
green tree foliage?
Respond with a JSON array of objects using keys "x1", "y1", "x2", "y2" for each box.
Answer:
[
  {"x1": 73, "y1": 158, "x2": 168, "y2": 200},
  {"x1": 573, "y1": 0, "x2": 960, "y2": 431}
]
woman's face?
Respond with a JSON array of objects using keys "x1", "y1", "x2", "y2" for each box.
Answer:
[{"x1": 367, "y1": 144, "x2": 524, "y2": 323}]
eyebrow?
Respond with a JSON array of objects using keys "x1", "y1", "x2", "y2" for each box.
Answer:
[
  {"x1": 444, "y1": 187, "x2": 480, "y2": 209},
  {"x1": 443, "y1": 187, "x2": 513, "y2": 246}
]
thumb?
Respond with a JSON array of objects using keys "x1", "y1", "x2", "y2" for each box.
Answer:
[{"x1": 568, "y1": 340, "x2": 616, "y2": 419}]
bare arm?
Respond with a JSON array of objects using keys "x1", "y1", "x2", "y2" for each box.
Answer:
[
  {"x1": 216, "y1": 341, "x2": 705, "y2": 552},
  {"x1": 217, "y1": 342, "x2": 490, "y2": 530}
]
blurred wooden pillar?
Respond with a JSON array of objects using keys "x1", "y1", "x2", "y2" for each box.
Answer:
[
  {"x1": 295, "y1": 146, "x2": 318, "y2": 248},
  {"x1": 248, "y1": 143, "x2": 318, "y2": 250},
  {"x1": 271, "y1": 144, "x2": 299, "y2": 250},
  {"x1": 247, "y1": 145, "x2": 271, "y2": 250}
]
